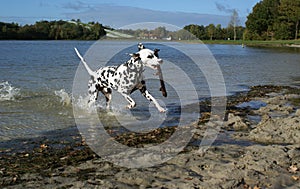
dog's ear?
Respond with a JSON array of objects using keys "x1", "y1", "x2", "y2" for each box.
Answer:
[
  {"x1": 154, "y1": 49, "x2": 160, "y2": 58},
  {"x1": 138, "y1": 43, "x2": 145, "y2": 51},
  {"x1": 130, "y1": 53, "x2": 140, "y2": 59}
]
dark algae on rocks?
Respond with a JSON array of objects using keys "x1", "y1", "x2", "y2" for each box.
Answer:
[{"x1": 1, "y1": 85, "x2": 300, "y2": 188}]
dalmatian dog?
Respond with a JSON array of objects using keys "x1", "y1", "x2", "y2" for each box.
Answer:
[{"x1": 74, "y1": 43, "x2": 166, "y2": 113}]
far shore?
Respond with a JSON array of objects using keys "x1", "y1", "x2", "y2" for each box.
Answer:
[
  {"x1": 201, "y1": 39, "x2": 300, "y2": 48},
  {"x1": 1, "y1": 38, "x2": 300, "y2": 48}
]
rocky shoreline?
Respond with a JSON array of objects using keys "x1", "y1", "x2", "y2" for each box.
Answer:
[{"x1": 1, "y1": 85, "x2": 300, "y2": 189}]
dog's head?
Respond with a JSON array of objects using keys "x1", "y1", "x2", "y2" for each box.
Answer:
[
  {"x1": 137, "y1": 43, "x2": 163, "y2": 70},
  {"x1": 137, "y1": 43, "x2": 167, "y2": 97}
]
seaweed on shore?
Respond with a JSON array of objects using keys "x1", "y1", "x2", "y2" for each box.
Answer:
[{"x1": 1, "y1": 85, "x2": 299, "y2": 188}]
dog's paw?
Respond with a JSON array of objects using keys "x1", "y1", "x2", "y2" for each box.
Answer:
[
  {"x1": 126, "y1": 105, "x2": 135, "y2": 109},
  {"x1": 159, "y1": 108, "x2": 167, "y2": 113}
]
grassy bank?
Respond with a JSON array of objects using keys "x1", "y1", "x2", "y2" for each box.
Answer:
[{"x1": 201, "y1": 39, "x2": 300, "y2": 48}]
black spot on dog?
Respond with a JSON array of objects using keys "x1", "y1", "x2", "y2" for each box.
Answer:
[
  {"x1": 130, "y1": 87, "x2": 139, "y2": 94},
  {"x1": 101, "y1": 70, "x2": 106, "y2": 77},
  {"x1": 147, "y1": 55, "x2": 154, "y2": 59},
  {"x1": 126, "y1": 97, "x2": 133, "y2": 103},
  {"x1": 96, "y1": 84, "x2": 103, "y2": 91},
  {"x1": 124, "y1": 77, "x2": 131, "y2": 84}
]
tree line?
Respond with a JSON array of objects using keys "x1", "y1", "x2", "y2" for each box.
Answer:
[
  {"x1": 118, "y1": 24, "x2": 245, "y2": 41},
  {"x1": 0, "y1": 19, "x2": 106, "y2": 40},
  {"x1": 1, "y1": 0, "x2": 298, "y2": 41},
  {"x1": 184, "y1": 0, "x2": 299, "y2": 41},
  {"x1": 245, "y1": 0, "x2": 300, "y2": 40},
  {"x1": 183, "y1": 24, "x2": 244, "y2": 40}
]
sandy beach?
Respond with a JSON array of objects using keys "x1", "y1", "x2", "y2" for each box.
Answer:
[{"x1": 1, "y1": 85, "x2": 300, "y2": 189}]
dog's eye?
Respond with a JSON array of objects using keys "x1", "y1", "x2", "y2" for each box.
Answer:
[{"x1": 147, "y1": 55, "x2": 154, "y2": 59}]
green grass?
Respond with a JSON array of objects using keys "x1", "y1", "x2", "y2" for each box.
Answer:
[{"x1": 199, "y1": 39, "x2": 300, "y2": 47}]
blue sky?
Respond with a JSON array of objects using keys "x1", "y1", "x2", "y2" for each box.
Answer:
[{"x1": 0, "y1": 0, "x2": 260, "y2": 28}]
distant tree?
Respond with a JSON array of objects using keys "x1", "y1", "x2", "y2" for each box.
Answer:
[
  {"x1": 34, "y1": 21, "x2": 50, "y2": 39},
  {"x1": 174, "y1": 29, "x2": 196, "y2": 40},
  {"x1": 183, "y1": 24, "x2": 206, "y2": 39},
  {"x1": 245, "y1": 0, "x2": 300, "y2": 40},
  {"x1": 273, "y1": 22, "x2": 291, "y2": 39},
  {"x1": 207, "y1": 24, "x2": 216, "y2": 40},
  {"x1": 245, "y1": 0, "x2": 280, "y2": 40},
  {"x1": 0, "y1": 22, "x2": 19, "y2": 39},
  {"x1": 90, "y1": 22, "x2": 106, "y2": 39},
  {"x1": 0, "y1": 20, "x2": 106, "y2": 40},
  {"x1": 215, "y1": 24, "x2": 224, "y2": 40},
  {"x1": 153, "y1": 27, "x2": 167, "y2": 39},
  {"x1": 228, "y1": 9, "x2": 240, "y2": 40},
  {"x1": 18, "y1": 24, "x2": 37, "y2": 39},
  {"x1": 183, "y1": 23, "x2": 244, "y2": 40},
  {"x1": 278, "y1": 0, "x2": 300, "y2": 39}
]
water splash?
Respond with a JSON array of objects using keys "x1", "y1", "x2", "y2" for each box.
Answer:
[
  {"x1": 54, "y1": 89, "x2": 71, "y2": 106},
  {"x1": 0, "y1": 81, "x2": 20, "y2": 101}
]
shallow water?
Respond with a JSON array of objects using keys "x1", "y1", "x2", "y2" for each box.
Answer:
[{"x1": 0, "y1": 40, "x2": 300, "y2": 141}]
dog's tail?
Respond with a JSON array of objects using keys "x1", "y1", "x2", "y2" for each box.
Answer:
[{"x1": 74, "y1": 48, "x2": 95, "y2": 77}]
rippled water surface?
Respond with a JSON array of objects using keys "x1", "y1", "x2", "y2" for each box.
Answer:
[{"x1": 0, "y1": 40, "x2": 299, "y2": 141}]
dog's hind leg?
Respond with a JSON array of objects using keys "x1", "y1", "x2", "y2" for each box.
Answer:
[
  {"x1": 101, "y1": 88, "x2": 112, "y2": 110},
  {"x1": 139, "y1": 81, "x2": 166, "y2": 113}
]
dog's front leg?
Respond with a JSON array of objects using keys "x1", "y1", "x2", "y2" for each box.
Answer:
[
  {"x1": 121, "y1": 94, "x2": 136, "y2": 109},
  {"x1": 139, "y1": 84, "x2": 166, "y2": 113},
  {"x1": 87, "y1": 79, "x2": 99, "y2": 107},
  {"x1": 88, "y1": 90, "x2": 98, "y2": 107}
]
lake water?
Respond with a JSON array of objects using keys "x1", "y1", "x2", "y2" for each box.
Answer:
[{"x1": 0, "y1": 40, "x2": 300, "y2": 141}]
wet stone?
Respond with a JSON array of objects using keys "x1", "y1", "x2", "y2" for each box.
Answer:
[{"x1": 1, "y1": 85, "x2": 300, "y2": 188}]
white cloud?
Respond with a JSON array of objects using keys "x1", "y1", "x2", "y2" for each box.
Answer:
[
  {"x1": 215, "y1": 2, "x2": 235, "y2": 14},
  {"x1": 62, "y1": 1, "x2": 90, "y2": 11},
  {"x1": 63, "y1": 4, "x2": 244, "y2": 29}
]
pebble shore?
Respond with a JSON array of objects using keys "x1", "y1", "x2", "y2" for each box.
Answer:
[{"x1": 1, "y1": 85, "x2": 300, "y2": 189}]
